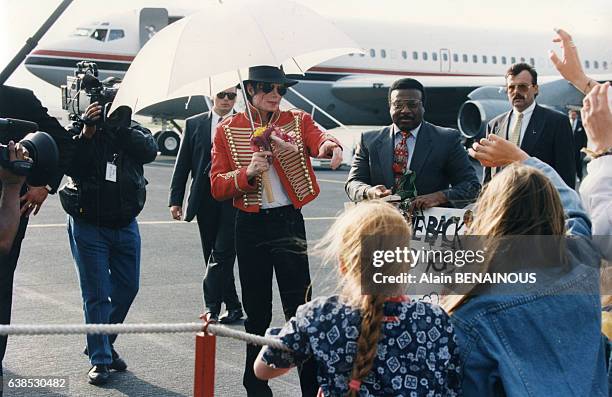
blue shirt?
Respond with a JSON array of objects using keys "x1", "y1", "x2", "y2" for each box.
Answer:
[{"x1": 262, "y1": 295, "x2": 461, "y2": 397}]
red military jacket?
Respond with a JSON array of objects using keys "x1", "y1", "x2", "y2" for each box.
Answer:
[{"x1": 210, "y1": 106, "x2": 340, "y2": 212}]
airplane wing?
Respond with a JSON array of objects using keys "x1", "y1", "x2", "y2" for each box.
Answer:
[
  {"x1": 329, "y1": 74, "x2": 503, "y2": 127},
  {"x1": 328, "y1": 73, "x2": 612, "y2": 129}
]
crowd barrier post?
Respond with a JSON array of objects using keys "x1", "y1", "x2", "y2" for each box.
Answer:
[{"x1": 193, "y1": 326, "x2": 216, "y2": 397}]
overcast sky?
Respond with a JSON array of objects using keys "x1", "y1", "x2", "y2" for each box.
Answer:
[{"x1": 1, "y1": 0, "x2": 610, "y2": 110}]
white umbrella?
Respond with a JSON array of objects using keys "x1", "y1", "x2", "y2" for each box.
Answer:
[{"x1": 110, "y1": 0, "x2": 362, "y2": 117}]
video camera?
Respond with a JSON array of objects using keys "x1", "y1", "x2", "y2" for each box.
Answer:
[
  {"x1": 61, "y1": 61, "x2": 131, "y2": 128},
  {"x1": 0, "y1": 118, "x2": 59, "y2": 186}
]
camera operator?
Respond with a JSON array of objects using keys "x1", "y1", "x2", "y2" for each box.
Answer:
[
  {"x1": 60, "y1": 101, "x2": 157, "y2": 385},
  {"x1": 0, "y1": 84, "x2": 74, "y2": 380},
  {"x1": 0, "y1": 142, "x2": 28, "y2": 255}
]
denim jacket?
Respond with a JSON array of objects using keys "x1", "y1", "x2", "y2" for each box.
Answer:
[{"x1": 451, "y1": 157, "x2": 607, "y2": 397}]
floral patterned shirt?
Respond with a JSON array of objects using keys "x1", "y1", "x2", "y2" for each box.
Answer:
[{"x1": 261, "y1": 295, "x2": 461, "y2": 396}]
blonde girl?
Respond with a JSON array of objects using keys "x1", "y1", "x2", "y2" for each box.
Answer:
[{"x1": 254, "y1": 201, "x2": 461, "y2": 396}]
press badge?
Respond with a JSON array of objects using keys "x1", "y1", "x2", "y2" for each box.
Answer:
[
  {"x1": 106, "y1": 163, "x2": 117, "y2": 182},
  {"x1": 106, "y1": 154, "x2": 118, "y2": 182}
]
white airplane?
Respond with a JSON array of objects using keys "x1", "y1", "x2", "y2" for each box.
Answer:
[{"x1": 24, "y1": 7, "x2": 612, "y2": 154}]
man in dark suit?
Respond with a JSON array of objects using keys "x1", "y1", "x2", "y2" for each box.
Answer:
[
  {"x1": 346, "y1": 78, "x2": 480, "y2": 209},
  {"x1": 485, "y1": 63, "x2": 576, "y2": 188},
  {"x1": 569, "y1": 109, "x2": 588, "y2": 180},
  {"x1": 169, "y1": 87, "x2": 243, "y2": 324},
  {"x1": 0, "y1": 84, "x2": 74, "y2": 380}
]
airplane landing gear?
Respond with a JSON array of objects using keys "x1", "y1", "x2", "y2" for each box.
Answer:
[{"x1": 154, "y1": 119, "x2": 183, "y2": 156}]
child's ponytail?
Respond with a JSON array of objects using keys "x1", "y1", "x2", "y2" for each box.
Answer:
[{"x1": 346, "y1": 294, "x2": 386, "y2": 396}]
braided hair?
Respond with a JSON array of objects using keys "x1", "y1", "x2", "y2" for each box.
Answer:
[
  {"x1": 346, "y1": 294, "x2": 386, "y2": 396},
  {"x1": 314, "y1": 201, "x2": 412, "y2": 395}
]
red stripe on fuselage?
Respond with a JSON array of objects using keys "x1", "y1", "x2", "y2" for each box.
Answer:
[
  {"x1": 31, "y1": 49, "x2": 135, "y2": 62},
  {"x1": 310, "y1": 66, "x2": 498, "y2": 77},
  {"x1": 30, "y1": 50, "x2": 497, "y2": 77}
]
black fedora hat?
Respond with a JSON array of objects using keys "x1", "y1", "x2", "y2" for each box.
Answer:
[{"x1": 242, "y1": 65, "x2": 298, "y2": 87}]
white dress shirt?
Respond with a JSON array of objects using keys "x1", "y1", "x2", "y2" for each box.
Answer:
[
  {"x1": 392, "y1": 123, "x2": 422, "y2": 168},
  {"x1": 579, "y1": 155, "x2": 612, "y2": 261},
  {"x1": 261, "y1": 165, "x2": 292, "y2": 209},
  {"x1": 210, "y1": 109, "x2": 232, "y2": 144},
  {"x1": 508, "y1": 101, "x2": 536, "y2": 146}
]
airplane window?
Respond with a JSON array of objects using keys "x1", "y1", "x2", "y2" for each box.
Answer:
[
  {"x1": 594, "y1": 60, "x2": 599, "y2": 69},
  {"x1": 453, "y1": 54, "x2": 458, "y2": 62},
  {"x1": 109, "y1": 29, "x2": 125, "y2": 41},
  {"x1": 91, "y1": 29, "x2": 108, "y2": 41},
  {"x1": 413, "y1": 51, "x2": 418, "y2": 60},
  {"x1": 520, "y1": 57, "x2": 525, "y2": 62},
  {"x1": 511, "y1": 56, "x2": 516, "y2": 63},
  {"x1": 482, "y1": 55, "x2": 487, "y2": 64},
  {"x1": 401, "y1": 50, "x2": 407, "y2": 59},
  {"x1": 501, "y1": 56, "x2": 507, "y2": 64},
  {"x1": 72, "y1": 28, "x2": 93, "y2": 37},
  {"x1": 462, "y1": 54, "x2": 468, "y2": 63},
  {"x1": 585, "y1": 60, "x2": 590, "y2": 69},
  {"x1": 604, "y1": 61, "x2": 608, "y2": 70},
  {"x1": 492, "y1": 56, "x2": 497, "y2": 64},
  {"x1": 530, "y1": 57, "x2": 535, "y2": 66},
  {"x1": 422, "y1": 52, "x2": 428, "y2": 61},
  {"x1": 348, "y1": 53, "x2": 354, "y2": 56},
  {"x1": 443, "y1": 53, "x2": 449, "y2": 61},
  {"x1": 472, "y1": 55, "x2": 478, "y2": 63},
  {"x1": 370, "y1": 49, "x2": 375, "y2": 57},
  {"x1": 432, "y1": 52, "x2": 438, "y2": 61},
  {"x1": 381, "y1": 49, "x2": 387, "y2": 58}
]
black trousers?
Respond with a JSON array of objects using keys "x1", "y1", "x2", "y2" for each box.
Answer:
[
  {"x1": 0, "y1": 216, "x2": 28, "y2": 379},
  {"x1": 196, "y1": 199, "x2": 241, "y2": 314},
  {"x1": 235, "y1": 206, "x2": 318, "y2": 397}
]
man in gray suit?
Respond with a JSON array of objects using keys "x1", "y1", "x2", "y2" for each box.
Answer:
[
  {"x1": 346, "y1": 78, "x2": 480, "y2": 209},
  {"x1": 169, "y1": 87, "x2": 243, "y2": 324}
]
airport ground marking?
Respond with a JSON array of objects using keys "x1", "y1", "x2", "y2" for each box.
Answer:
[
  {"x1": 317, "y1": 178, "x2": 345, "y2": 184},
  {"x1": 29, "y1": 217, "x2": 338, "y2": 228}
]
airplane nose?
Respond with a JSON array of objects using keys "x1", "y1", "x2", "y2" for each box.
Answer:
[{"x1": 24, "y1": 38, "x2": 80, "y2": 87}]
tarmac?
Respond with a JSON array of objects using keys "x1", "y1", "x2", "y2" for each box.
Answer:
[{"x1": 3, "y1": 155, "x2": 350, "y2": 397}]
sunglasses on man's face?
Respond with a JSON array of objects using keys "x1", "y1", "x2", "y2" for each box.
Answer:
[
  {"x1": 256, "y1": 82, "x2": 288, "y2": 96},
  {"x1": 216, "y1": 92, "x2": 237, "y2": 100}
]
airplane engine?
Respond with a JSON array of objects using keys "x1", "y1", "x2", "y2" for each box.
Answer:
[{"x1": 457, "y1": 99, "x2": 510, "y2": 139}]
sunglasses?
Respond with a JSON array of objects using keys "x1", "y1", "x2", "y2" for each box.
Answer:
[
  {"x1": 216, "y1": 92, "x2": 237, "y2": 100},
  {"x1": 256, "y1": 82, "x2": 288, "y2": 96},
  {"x1": 505, "y1": 83, "x2": 535, "y2": 93},
  {"x1": 391, "y1": 99, "x2": 422, "y2": 110}
]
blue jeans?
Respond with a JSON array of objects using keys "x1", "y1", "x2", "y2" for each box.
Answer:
[{"x1": 67, "y1": 216, "x2": 140, "y2": 365}]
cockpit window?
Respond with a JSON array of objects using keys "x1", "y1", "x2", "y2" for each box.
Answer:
[
  {"x1": 91, "y1": 29, "x2": 108, "y2": 41},
  {"x1": 109, "y1": 29, "x2": 125, "y2": 41},
  {"x1": 72, "y1": 28, "x2": 93, "y2": 37}
]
